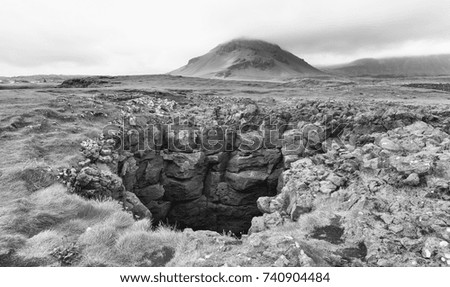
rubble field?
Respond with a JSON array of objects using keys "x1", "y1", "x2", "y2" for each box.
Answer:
[{"x1": 1, "y1": 75, "x2": 449, "y2": 266}]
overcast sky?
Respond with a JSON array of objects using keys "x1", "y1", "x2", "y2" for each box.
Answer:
[{"x1": 1, "y1": 0, "x2": 449, "y2": 76}]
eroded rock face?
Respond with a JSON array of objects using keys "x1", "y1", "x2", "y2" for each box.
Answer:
[
  {"x1": 109, "y1": 100, "x2": 299, "y2": 234},
  {"x1": 120, "y1": 144, "x2": 282, "y2": 234}
]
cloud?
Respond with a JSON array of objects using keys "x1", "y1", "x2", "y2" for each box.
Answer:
[
  {"x1": 0, "y1": 0, "x2": 449, "y2": 75},
  {"x1": 270, "y1": 7, "x2": 450, "y2": 56}
]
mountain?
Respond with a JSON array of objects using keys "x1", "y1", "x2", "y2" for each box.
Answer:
[
  {"x1": 169, "y1": 39, "x2": 323, "y2": 80},
  {"x1": 326, "y1": 54, "x2": 450, "y2": 77}
]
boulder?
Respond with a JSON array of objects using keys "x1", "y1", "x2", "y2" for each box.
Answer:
[
  {"x1": 74, "y1": 166, "x2": 124, "y2": 200},
  {"x1": 225, "y1": 170, "x2": 268, "y2": 192},
  {"x1": 133, "y1": 184, "x2": 165, "y2": 205},
  {"x1": 302, "y1": 124, "x2": 326, "y2": 149},
  {"x1": 319, "y1": 180, "x2": 337, "y2": 194},
  {"x1": 226, "y1": 149, "x2": 281, "y2": 173},
  {"x1": 141, "y1": 155, "x2": 164, "y2": 185},
  {"x1": 256, "y1": 196, "x2": 272, "y2": 213}
]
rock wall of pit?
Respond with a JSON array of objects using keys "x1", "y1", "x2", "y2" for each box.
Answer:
[{"x1": 119, "y1": 137, "x2": 287, "y2": 234}]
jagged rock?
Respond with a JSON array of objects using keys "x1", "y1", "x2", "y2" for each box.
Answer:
[
  {"x1": 362, "y1": 156, "x2": 380, "y2": 171},
  {"x1": 237, "y1": 131, "x2": 263, "y2": 152},
  {"x1": 390, "y1": 154, "x2": 433, "y2": 175},
  {"x1": 378, "y1": 137, "x2": 401, "y2": 152},
  {"x1": 421, "y1": 237, "x2": 447, "y2": 259},
  {"x1": 123, "y1": 191, "x2": 152, "y2": 220},
  {"x1": 248, "y1": 211, "x2": 284, "y2": 234},
  {"x1": 281, "y1": 129, "x2": 304, "y2": 156},
  {"x1": 267, "y1": 167, "x2": 283, "y2": 191},
  {"x1": 367, "y1": 179, "x2": 384, "y2": 192},
  {"x1": 319, "y1": 180, "x2": 337, "y2": 194},
  {"x1": 73, "y1": 166, "x2": 123, "y2": 199},
  {"x1": 133, "y1": 184, "x2": 165, "y2": 205},
  {"x1": 163, "y1": 151, "x2": 206, "y2": 179},
  {"x1": 327, "y1": 173, "x2": 346, "y2": 187},
  {"x1": 256, "y1": 196, "x2": 271, "y2": 214},
  {"x1": 205, "y1": 152, "x2": 229, "y2": 171},
  {"x1": 302, "y1": 124, "x2": 326, "y2": 149}
]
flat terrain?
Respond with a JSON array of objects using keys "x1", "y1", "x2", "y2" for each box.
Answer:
[{"x1": 1, "y1": 74, "x2": 449, "y2": 266}]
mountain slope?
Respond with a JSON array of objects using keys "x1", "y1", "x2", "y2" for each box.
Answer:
[
  {"x1": 170, "y1": 39, "x2": 323, "y2": 80},
  {"x1": 326, "y1": 54, "x2": 450, "y2": 77}
]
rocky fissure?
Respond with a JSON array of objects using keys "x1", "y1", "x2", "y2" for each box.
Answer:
[
  {"x1": 58, "y1": 91, "x2": 450, "y2": 266},
  {"x1": 119, "y1": 147, "x2": 283, "y2": 235}
]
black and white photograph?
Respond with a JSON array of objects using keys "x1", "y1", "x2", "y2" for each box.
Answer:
[{"x1": 0, "y1": 0, "x2": 449, "y2": 285}]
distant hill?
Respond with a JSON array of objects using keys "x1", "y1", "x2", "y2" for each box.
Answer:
[
  {"x1": 169, "y1": 39, "x2": 323, "y2": 81},
  {"x1": 326, "y1": 54, "x2": 450, "y2": 77}
]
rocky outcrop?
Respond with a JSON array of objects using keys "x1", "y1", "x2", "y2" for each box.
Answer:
[{"x1": 251, "y1": 120, "x2": 450, "y2": 266}]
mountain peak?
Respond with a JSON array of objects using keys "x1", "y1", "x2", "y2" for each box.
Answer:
[
  {"x1": 327, "y1": 54, "x2": 450, "y2": 76},
  {"x1": 170, "y1": 39, "x2": 322, "y2": 81},
  {"x1": 214, "y1": 38, "x2": 281, "y2": 54}
]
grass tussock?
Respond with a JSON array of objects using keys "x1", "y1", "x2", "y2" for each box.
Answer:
[
  {"x1": 17, "y1": 165, "x2": 56, "y2": 192},
  {"x1": 15, "y1": 230, "x2": 64, "y2": 264},
  {"x1": 0, "y1": 184, "x2": 186, "y2": 266}
]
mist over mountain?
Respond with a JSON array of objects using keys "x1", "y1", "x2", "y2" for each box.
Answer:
[
  {"x1": 325, "y1": 54, "x2": 450, "y2": 77},
  {"x1": 170, "y1": 39, "x2": 323, "y2": 81}
]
